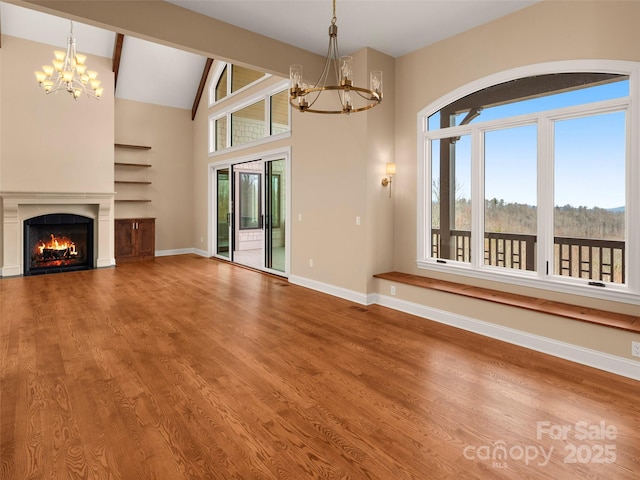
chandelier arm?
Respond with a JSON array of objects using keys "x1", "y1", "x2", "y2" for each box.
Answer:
[
  {"x1": 306, "y1": 38, "x2": 335, "y2": 109},
  {"x1": 315, "y1": 35, "x2": 334, "y2": 90},
  {"x1": 353, "y1": 89, "x2": 379, "y2": 101},
  {"x1": 292, "y1": 84, "x2": 381, "y2": 113},
  {"x1": 331, "y1": 39, "x2": 346, "y2": 109}
]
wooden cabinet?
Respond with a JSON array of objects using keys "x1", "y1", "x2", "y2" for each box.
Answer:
[{"x1": 115, "y1": 218, "x2": 155, "y2": 262}]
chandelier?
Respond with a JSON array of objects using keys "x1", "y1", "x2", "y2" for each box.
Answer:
[
  {"x1": 34, "y1": 22, "x2": 103, "y2": 100},
  {"x1": 289, "y1": 0, "x2": 382, "y2": 114}
]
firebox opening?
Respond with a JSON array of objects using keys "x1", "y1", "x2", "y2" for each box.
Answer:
[{"x1": 24, "y1": 214, "x2": 94, "y2": 276}]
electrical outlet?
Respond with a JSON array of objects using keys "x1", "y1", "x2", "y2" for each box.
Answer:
[
  {"x1": 390, "y1": 285, "x2": 396, "y2": 296},
  {"x1": 632, "y1": 341, "x2": 640, "y2": 358},
  {"x1": 309, "y1": 258, "x2": 314, "y2": 268}
]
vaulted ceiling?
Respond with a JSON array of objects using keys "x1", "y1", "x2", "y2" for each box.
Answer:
[{"x1": 0, "y1": 1, "x2": 539, "y2": 113}]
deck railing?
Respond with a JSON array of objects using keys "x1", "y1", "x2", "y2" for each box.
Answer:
[{"x1": 431, "y1": 230, "x2": 625, "y2": 284}]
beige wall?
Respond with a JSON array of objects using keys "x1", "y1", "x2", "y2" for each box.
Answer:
[
  {"x1": 0, "y1": 35, "x2": 114, "y2": 193},
  {"x1": 191, "y1": 64, "x2": 212, "y2": 254},
  {"x1": 114, "y1": 99, "x2": 194, "y2": 252},
  {"x1": 392, "y1": 0, "x2": 640, "y2": 360},
  {"x1": 0, "y1": 45, "x2": 3, "y2": 267},
  {"x1": 365, "y1": 48, "x2": 396, "y2": 292}
]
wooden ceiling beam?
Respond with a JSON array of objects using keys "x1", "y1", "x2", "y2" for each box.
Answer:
[
  {"x1": 112, "y1": 33, "x2": 124, "y2": 89},
  {"x1": 192, "y1": 57, "x2": 213, "y2": 121}
]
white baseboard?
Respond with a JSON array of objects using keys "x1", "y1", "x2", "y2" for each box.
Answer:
[
  {"x1": 96, "y1": 257, "x2": 115, "y2": 268},
  {"x1": 374, "y1": 293, "x2": 640, "y2": 381},
  {"x1": 0, "y1": 265, "x2": 21, "y2": 277},
  {"x1": 284, "y1": 275, "x2": 639, "y2": 381},
  {"x1": 288, "y1": 275, "x2": 370, "y2": 305},
  {"x1": 155, "y1": 248, "x2": 209, "y2": 258}
]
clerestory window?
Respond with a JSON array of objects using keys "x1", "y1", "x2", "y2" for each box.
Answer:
[
  {"x1": 212, "y1": 64, "x2": 267, "y2": 104},
  {"x1": 418, "y1": 62, "x2": 639, "y2": 302},
  {"x1": 208, "y1": 62, "x2": 290, "y2": 155}
]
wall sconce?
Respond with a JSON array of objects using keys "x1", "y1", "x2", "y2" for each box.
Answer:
[{"x1": 382, "y1": 163, "x2": 396, "y2": 197}]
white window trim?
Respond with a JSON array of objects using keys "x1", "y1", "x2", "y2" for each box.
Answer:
[
  {"x1": 208, "y1": 62, "x2": 272, "y2": 107},
  {"x1": 417, "y1": 60, "x2": 640, "y2": 305},
  {"x1": 208, "y1": 80, "x2": 291, "y2": 156}
]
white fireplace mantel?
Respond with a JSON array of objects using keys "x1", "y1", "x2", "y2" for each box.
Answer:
[{"x1": 0, "y1": 191, "x2": 115, "y2": 277}]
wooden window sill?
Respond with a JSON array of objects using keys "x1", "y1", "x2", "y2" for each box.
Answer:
[{"x1": 373, "y1": 272, "x2": 640, "y2": 334}]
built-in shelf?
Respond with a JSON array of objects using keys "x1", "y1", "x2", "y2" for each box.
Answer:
[
  {"x1": 114, "y1": 143, "x2": 152, "y2": 206},
  {"x1": 115, "y1": 162, "x2": 152, "y2": 168},
  {"x1": 115, "y1": 143, "x2": 152, "y2": 150}
]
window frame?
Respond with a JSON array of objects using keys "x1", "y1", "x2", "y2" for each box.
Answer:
[
  {"x1": 417, "y1": 60, "x2": 640, "y2": 305},
  {"x1": 209, "y1": 80, "x2": 291, "y2": 156},
  {"x1": 208, "y1": 62, "x2": 271, "y2": 107}
]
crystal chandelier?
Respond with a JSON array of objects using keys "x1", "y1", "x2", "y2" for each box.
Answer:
[
  {"x1": 289, "y1": 0, "x2": 382, "y2": 114},
  {"x1": 34, "y1": 22, "x2": 103, "y2": 100}
]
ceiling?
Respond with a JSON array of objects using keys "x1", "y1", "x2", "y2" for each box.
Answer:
[{"x1": 0, "y1": 0, "x2": 539, "y2": 110}]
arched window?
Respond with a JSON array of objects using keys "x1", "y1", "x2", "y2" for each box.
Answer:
[{"x1": 417, "y1": 61, "x2": 640, "y2": 302}]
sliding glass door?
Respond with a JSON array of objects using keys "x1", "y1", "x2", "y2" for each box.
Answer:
[
  {"x1": 265, "y1": 158, "x2": 286, "y2": 272},
  {"x1": 213, "y1": 154, "x2": 288, "y2": 276}
]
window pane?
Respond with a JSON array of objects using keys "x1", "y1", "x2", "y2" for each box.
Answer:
[
  {"x1": 270, "y1": 90, "x2": 289, "y2": 135},
  {"x1": 216, "y1": 65, "x2": 227, "y2": 101},
  {"x1": 484, "y1": 124, "x2": 537, "y2": 271},
  {"x1": 231, "y1": 100, "x2": 265, "y2": 147},
  {"x1": 231, "y1": 65, "x2": 264, "y2": 92},
  {"x1": 553, "y1": 111, "x2": 626, "y2": 283},
  {"x1": 428, "y1": 74, "x2": 628, "y2": 130},
  {"x1": 431, "y1": 134, "x2": 472, "y2": 263},
  {"x1": 216, "y1": 169, "x2": 230, "y2": 257},
  {"x1": 215, "y1": 117, "x2": 227, "y2": 151},
  {"x1": 239, "y1": 173, "x2": 261, "y2": 230}
]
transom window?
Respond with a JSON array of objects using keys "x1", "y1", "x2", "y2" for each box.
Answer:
[
  {"x1": 211, "y1": 63, "x2": 268, "y2": 104},
  {"x1": 209, "y1": 82, "x2": 290, "y2": 155},
  {"x1": 418, "y1": 62, "x2": 639, "y2": 302}
]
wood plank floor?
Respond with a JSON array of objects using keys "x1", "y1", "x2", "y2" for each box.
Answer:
[{"x1": 1, "y1": 254, "x2": 638, "y2": 479}]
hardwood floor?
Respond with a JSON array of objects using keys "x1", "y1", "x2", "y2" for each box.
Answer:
[{"x1": 1, "y1": 254, "x2": 638, "y2": 479}]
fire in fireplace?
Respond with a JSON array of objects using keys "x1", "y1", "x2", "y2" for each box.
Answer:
[{"x1": 24, "y1": 214, "x2": 94, "y2": 275}]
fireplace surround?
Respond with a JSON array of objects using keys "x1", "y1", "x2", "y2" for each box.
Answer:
[{"x1": 0, "y1": 192, "x2": 115, "y2": 277}]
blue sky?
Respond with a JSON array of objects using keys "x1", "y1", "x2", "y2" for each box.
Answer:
[{"x1": 430, "y1": 80, "x2": 628, "y2": 209}]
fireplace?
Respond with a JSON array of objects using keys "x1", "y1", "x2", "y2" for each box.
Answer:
[{"x1": 23, "y1": 214, "x2": 94, "y2": 275}]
